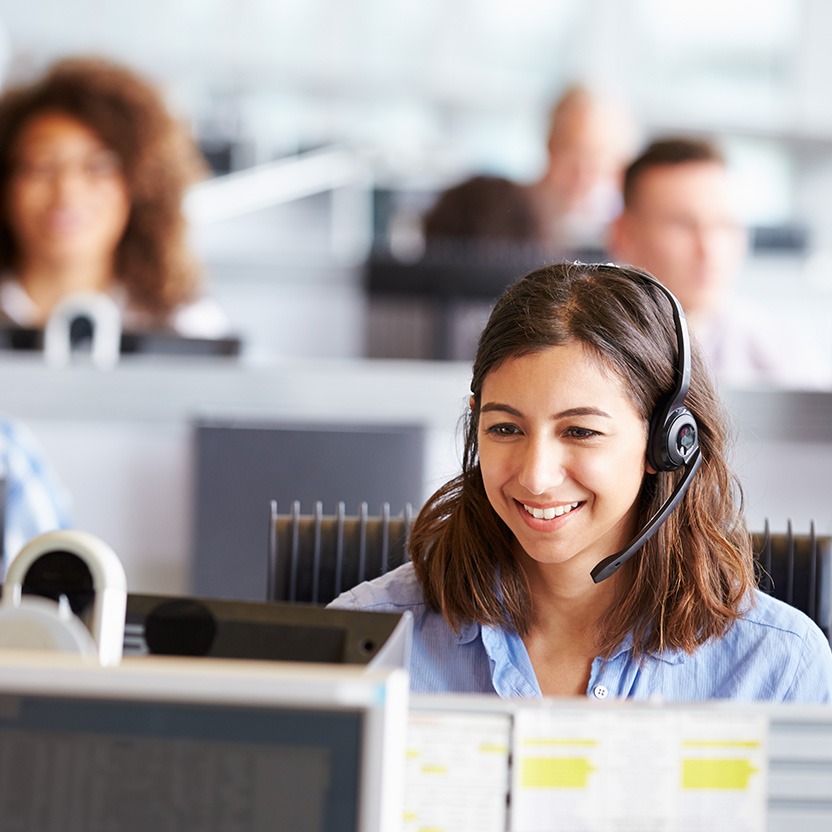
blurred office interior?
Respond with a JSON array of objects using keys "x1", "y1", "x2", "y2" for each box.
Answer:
[
  {"x1": 4, "y1": 0, "x2": 832, "y2": 360},
  {"x1": 3, "y1": 0, "x2": 832, "y2": 595}
]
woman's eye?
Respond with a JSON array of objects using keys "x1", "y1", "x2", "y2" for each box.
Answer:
[
  {"x1": 85, "y1": 152, "x2": 121, "y2": 177},
  {"x1": 485, "y1": 424, "x2": 519, "y2": 437},
  {"x1": 565, "y1": 427, "x2": 599, "y2": 439}
]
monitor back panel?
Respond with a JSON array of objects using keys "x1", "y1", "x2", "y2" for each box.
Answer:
[{"x1": 192, "y1": 420, "x2": 426, "y2": 601}]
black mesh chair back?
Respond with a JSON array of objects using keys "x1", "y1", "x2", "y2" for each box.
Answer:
[
  {"x1": 753, "y1": 520, "x2": 832, "y2": 639},
  {"x1": 269, "y1": 501, "x2": 414, "y2": 605}
]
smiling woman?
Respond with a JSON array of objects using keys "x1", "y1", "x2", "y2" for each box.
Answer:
[
  {"x1": 0, "y1": 57, "x2": 228, "y2": 337},
  {"x1": 330, "y1": 261, "x2": 832, "y2": 702},
  {"x1": 477, "y1": 344, "x2": 649, "y2": 579}
]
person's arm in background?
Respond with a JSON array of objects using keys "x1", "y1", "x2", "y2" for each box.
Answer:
[{"x1": 0, "y1": 416, "x2": 72, "y2": 568}]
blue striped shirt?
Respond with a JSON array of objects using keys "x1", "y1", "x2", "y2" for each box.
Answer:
[
  {"x1": 329, "y1": 562, "x2": 832, "y2": 702},
  {"x1": 0, "y1": 417, "x2": 72, "y2": 566}
]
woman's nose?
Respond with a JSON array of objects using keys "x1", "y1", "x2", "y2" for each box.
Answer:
[{"x1": 516, "y1": 439, "x2": 566, "y2": 495}]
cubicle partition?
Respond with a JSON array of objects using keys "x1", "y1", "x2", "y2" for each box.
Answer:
[
  {"x1": 2, "y1": 352, "x2": 832, "y2": 599},
  {"x1": 0, "y1": 355, "x2": 468, "y2": 594},
  {"x1": 723, "y1": 388, "x2": 832, "y2": 533}
]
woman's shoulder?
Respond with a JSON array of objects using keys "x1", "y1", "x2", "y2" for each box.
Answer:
[
  {"x1": 740, "y1": 589, "x2": 825, "y2": 639},
  {"x1": 327, "y1": 562, "x2": 426, "y2": 614},
  {"x1": 729, "y1": 590, "x2": 832, "y2": 700}
]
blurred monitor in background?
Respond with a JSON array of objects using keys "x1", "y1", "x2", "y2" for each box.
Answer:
[
  {"x1": 0, "y1": 56, "x2": 229, "y2": 339},
  {"x1": 608, "y1": 137, "x2": 831, "y2": 389},
  {"x1": 421, "y1": 84, "x2": 637, "y2": 257}
]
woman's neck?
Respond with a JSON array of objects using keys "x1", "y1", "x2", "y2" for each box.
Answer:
[
  {"x1": 521, "y1": 552, "x2": 625, "y2": 636},
  {"x1": 517, "y1": 552, "x2": 630, "y2": 696},
  {"x1": 17, "y1": 256, "x2": 114, "y2": 323}
]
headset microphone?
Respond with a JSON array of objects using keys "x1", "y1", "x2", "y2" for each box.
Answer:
[
  {"x1": 590, "y1": 448, "x2": 701, "y2": 582},
  {"x1": 588, "y1": 264, "x2": 701, "y2": 584}
]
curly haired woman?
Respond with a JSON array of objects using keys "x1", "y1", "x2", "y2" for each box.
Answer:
[{"x1": 0, "y1": 56, "x2": 227, "y2": 336}]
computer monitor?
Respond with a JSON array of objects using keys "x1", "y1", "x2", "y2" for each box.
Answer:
[
  {"x1": 0, "y1": 324, "x2": 242, "y2": 357},
  {"x1": 192, "y1": 419, "x2": 426, "y2": 601},
  {"x1": 0, "y1": 650, "x2": 409, "y2": 832},
  {"x1": 124, "y1": 592, "x2": 412, "y2": 670}
]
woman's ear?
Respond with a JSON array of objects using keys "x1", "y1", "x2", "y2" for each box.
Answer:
[
  {"x1": 645, "y1": 460, "x2": 658, "y2": 475},
  {"x1": 469, "y1": 395, "x2": 475, "y2": 411}
]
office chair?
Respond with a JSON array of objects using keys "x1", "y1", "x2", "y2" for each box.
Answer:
[
  {"x1": 753, "y1": 520, "x2": 832, "y2": 639},
  {"x1": 268, "y1": 506, "x2": 832, "y2": 639},
  {"x1": 269, "y1": 501, "x2": 414, "y2": 605}
]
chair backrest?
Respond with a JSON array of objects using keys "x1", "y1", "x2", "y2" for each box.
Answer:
[
  {"x1": 753, "y1": 520, "x2": 832, "y2": 639},
  {"x1": 270, "y1": 508, "x2": 832, "y2": 637},
  {"x1": 269, "y1": 501, "x2": 414, "y2": 604}
]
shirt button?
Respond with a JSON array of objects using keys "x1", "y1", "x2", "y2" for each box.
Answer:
[{"x1": 592, "y1": 685, "x2": 609, "y2": 700}]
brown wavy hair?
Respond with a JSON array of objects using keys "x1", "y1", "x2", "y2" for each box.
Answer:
[
  {"x1": 0, "y1": 56, "x2": 207, "y2": 317},
  {"x1": 410, "y1": 261, "x2": 755, "y2": 658}
]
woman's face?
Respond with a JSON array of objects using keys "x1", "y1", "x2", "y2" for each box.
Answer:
[
  {"x1": 5, "y1": 111, "x2": 131, "y2": 270},
  {"x1": 478, "y1": 341, "x2": 651, "y2": 573}
]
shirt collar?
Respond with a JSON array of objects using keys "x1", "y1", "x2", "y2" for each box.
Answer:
[
  {"x1": 456, "y1": 620, "x2": 688, "y2": 664},
  {"x1": 455, "y1": 621, "x2": 480, "y2": 645},
  {"x1": 609, "y1": 631, "x2": 686, "y2": 665}
]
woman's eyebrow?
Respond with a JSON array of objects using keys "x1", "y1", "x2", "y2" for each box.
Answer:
[
  {"x1": 480, "y1": 402, "x2": 522, "y2": 417},
  {"x1": 556, "y1": 406, "x2": 612, "y2": 419},
  {"x1": 480, "y1": 403, "x2": 612, "y2": 419}
]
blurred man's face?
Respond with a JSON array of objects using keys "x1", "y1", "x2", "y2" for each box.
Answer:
[
  {"x1": 547, "y1": 107, "x2": 622, "y2": 210},
  {"x1": 545, "y1": 101, "x2": 630, "y2": 217},
  {"x1": 610, "y1": 161, "x2": 747, "y2": 316}
]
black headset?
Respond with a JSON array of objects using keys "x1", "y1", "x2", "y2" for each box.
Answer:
[{"x1": 588, "y1": 263, "x2": 703, "y2": 583}]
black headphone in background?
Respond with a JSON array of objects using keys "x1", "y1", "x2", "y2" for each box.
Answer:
[{"x1": 588, "y1": 263, "x2": 703, "y2": 583}]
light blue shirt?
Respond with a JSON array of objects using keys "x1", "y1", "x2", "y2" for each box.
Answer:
[
  {"x1": 0, "y1": 417, "x2": 72, "y2": 566},
  {"x1": 329, "y1": 562, "x2": 832, "y2": 702}
]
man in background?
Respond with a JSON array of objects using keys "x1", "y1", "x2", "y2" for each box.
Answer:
[
  {"x1": 527, "y1": 84, "x2": 637, "y2": 252},
  {"x1": 608, "y1": 137, "x2": 830, "y2": 389},
  {"x1": 423, "y1": 84, "x2": 637, "y2": 255}
]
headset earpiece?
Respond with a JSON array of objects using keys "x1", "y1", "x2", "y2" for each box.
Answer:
[
  {"x1": 588, "y1": 262, "x2": 703, "y2": 583},
  {"x1": 606, "y1": 263, "x2": 700, "y2": 473},
  {"x1": 648, "y1": 404, "x2": 699, "y2": 472}
]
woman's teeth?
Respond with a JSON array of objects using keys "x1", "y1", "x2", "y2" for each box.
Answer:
[{"x1": 522, "y1": 501, "x2": 580, "y2": 520}]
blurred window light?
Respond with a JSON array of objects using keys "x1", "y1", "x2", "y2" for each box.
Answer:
[{"x1": 629, "y1": 0, "x2": 801, "y2": 130}]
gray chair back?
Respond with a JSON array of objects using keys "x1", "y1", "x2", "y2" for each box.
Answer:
[{"x1": 270, "y1": 501, "x2": 414, "y2": 604}]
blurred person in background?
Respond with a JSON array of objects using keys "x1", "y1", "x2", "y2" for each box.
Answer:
[
  {"x1": 0, "y1": 414, "x2": 71, "y2": 571},
  {"x1": 608, "y1": 137, "x2": 830, "y2": 389},
  {"x1": 527, "y1": 84, "x2": 637, "y2": 252},
  {"x1": 422, "y1": 84, "x2": 637, "y2": 255},
  {"x1": 0, "y1": 57, "x2": 228, "y2": 338},
  {"x1": 422, "y1": 174, "x2": 544, "y2": 248}
]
